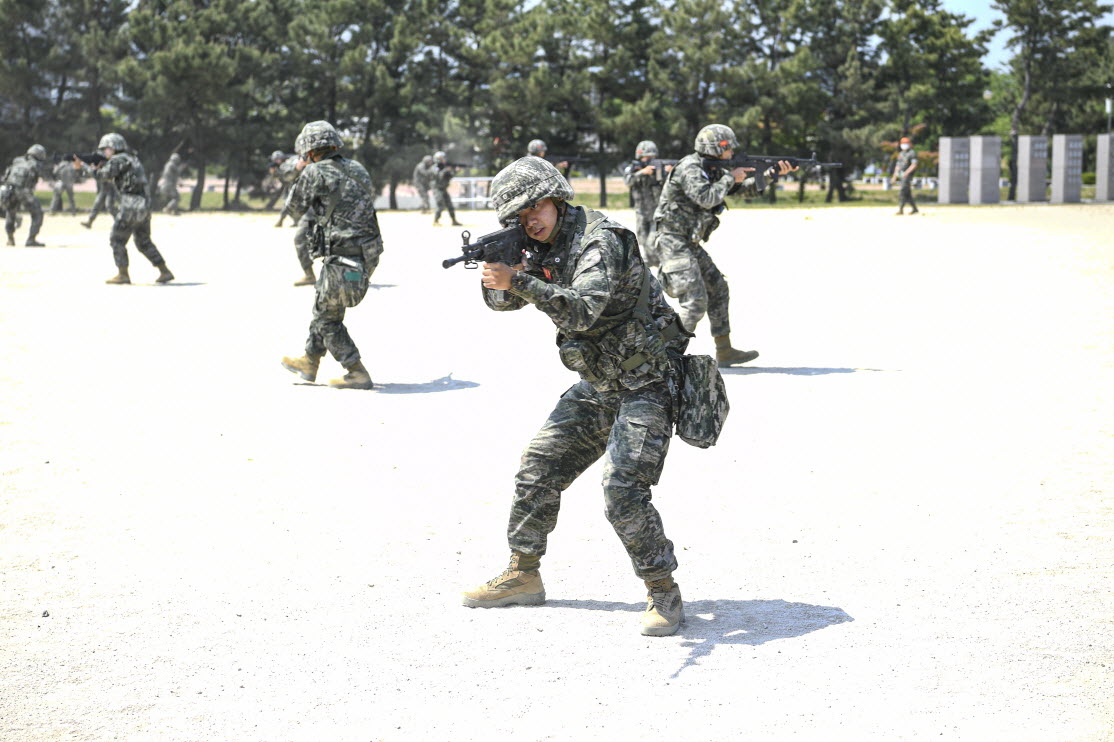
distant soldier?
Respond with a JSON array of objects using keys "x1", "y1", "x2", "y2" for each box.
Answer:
[
  {"x1": 50, "y1": 157, "x2": 81, "y2": 214},
  {"x1": 81, "y1": 177, "x2": 119, "y2": 228},
  {"x1": 652, "y1": 123, "x2": 796, "y2": 366},
  {"x1": 412, "y1": 154, "x2": 433, "y2": 213},
  {"x1": 892, "y1": 136, "x2": 919, "y2": 215},
  {"x1": 431, "y1": 151, "x2": 462, "y2": 226},
  {"x1": 280, "y1": 120, "x2": 383, "y2": 390},
  {"x1": 76, "y1": 133, "x2": 174, "y2": 284},
  {"x1": 281, "y1": 156, "x2": 316, "y2": 286},
  {"x1": 527, "y1": 138, "x2": 568, "y2": 173},
  {"x1": 157, "y1": 153, "x2": 186, "y2": 215},
  {"x1": 2, "y1": 143, "x2": 49, "y2": 246},
  {"x1": 623, "y1": 140, "x2": 664, "y2": 263}
]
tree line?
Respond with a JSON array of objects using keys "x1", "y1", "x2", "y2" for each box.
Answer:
[{"x1": 1, "y1": 0, "x2": 1110, "y2": 208}]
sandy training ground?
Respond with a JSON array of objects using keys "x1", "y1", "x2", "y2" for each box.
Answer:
[{"x1": 2, "y1": 203, "x2": 1112, "y2": 741}]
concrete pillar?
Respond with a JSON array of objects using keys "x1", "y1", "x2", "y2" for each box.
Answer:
[
  {"x1": 1051, "y1": 134, "x2": 1083, "y2": 204},
  {"x1": 1097, "y1": 134, "x2": 1113, "y2": 202},
  {"x1": 1017, "y1": 135, "x2": 1048, "y2": 203},
  {"x1": 968, "y1": 135, "x2": 1001, "y2": 204},
  {"x1": 938, "y1": 137, "x2": 970, "y2": 204}
]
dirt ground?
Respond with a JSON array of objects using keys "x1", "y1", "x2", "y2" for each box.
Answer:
[{"x1": 1, "y1": 201, "x2": 1111, "y2": 742}]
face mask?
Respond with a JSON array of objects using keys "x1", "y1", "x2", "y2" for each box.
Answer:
[{"x1": 900, "y1": 143, "x2": 910, "y2": 151}]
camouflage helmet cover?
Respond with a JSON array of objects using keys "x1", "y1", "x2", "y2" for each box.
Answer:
[
  {"x1": 98, "y1": 133, "x2": 128, "y2": 152},
  {"x1": 270, "y1": 150, "x2": 285, "y2": 161},
  {"x1": 27, "y1": 144, "x2": 47, "y2": 161},
  {"x1": 294, "y1": 120, "x2": 343, "y2": 156},
  {"x1": 694, "y1": 124, "x2": 738, "y2": 156},
  {"x1": 527, "y1": 139, "x2": 547, "y2": 156},
  {"x1": 169, "y1": 153, "x2": 181, "y2": 162},
  {"x1": 421, "y1": 155, "x2": 433, "y2": 166},
  {"x1": 433, "y1": 151, "x2": 447, "y2": 165},
  {"x1": 635, "y1": 140, "x2": 658, "y2": 158},
  {"x1": 490, "y1": 156, "x2": 574, "y2": 225}
]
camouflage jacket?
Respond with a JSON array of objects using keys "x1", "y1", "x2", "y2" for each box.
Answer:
[
  {"x1": 286, "y1": 155, "x2": 383, "y2": 265},
  {"x1": 276, "y1": 156, "x2": 302, "y2": 186},
  {"x1": 623, "y1": 160, "x2": 662, "y2": 213},
  {"x1": 483, "y1": 205, "x2": 688, "y2": 392},
  {"x1": 653, "y1": 152, "x2": 761, "y2": 242},
  {"x1": 159, "y1": 159, "x2": 185, "y2": 187},
  {"x1": 83, "y1": 152, "x2": 149, "y2": 196},
  {"x1": 895, "y1": 149, "x2": 917, "y2": 180},
  {"x1": 52, "y1": 160, "x2": 79, "y2": 186},
  {"x1": 412, "y1": 162, "x2": 432, "y2": 189},
  {"x1": 432, "y1": 165, "x2": 454, "y2": 190},
  {"x1": 3, "y1": 156, "x2": 47, "y2": 191}
]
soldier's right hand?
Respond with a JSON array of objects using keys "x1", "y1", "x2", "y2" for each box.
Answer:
[{"x1": 732, "y1": 166, "x2": 755, "y2": 183}]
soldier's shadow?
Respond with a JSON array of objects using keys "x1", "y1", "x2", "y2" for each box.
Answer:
[
  {"x1": 721, "y1": 366, "x2": 885, "y2": 376},
  {"x1": 545, "y1": 597, "x2": 853, "y2": 677},
  {"x1": 373, "y1": 374, "x2": 479, "y2": 394}
]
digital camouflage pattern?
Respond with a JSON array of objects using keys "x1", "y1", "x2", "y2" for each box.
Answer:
[
  {"x1": 98, "y1": 133, "x2": 127, "y2": 151},
  {"x1": 623, "y1": 158, "x2": 662, "y2": 260},
  {"x1": 83, "y1": 152, "x2": 165, "y2": 269},
  {"x1": 431, "y1": 164, "x2": 456, "y2": 222},
  {"x1": 527, "y1": 139, "x2": 547, "y2": 156},
  {"x1": 286, "y1": 154, "x2": 383, "y2": 367},
  {"x1": 895, "y1": 147, "x2": 918, "y2": 211},
  {"x1": 3, "y1": 154, "x2": 48, "y2": 241},
  {"x1": 294, "y1": 120, "x2": 343, "y2": 156},
  {"x1": 490, "y1": 156, "x2": 573, "y2": 225},
  {"x1": 412, "y1": 157, "x2": 433, "y2": 210},
  {"x1": 694, "y1": 123, "x2": 739, "y2": 157},
  {"x1": 481, "y1": 202, "x2": 687, "y2": 581},
  {"x1": 651, "y1": 152, "x2": 763, "y2": 336},
  {"x1": 51, "y1": 159, "x2": 81, "y2": 213},
  {"x1": 675, "y1": 353, "x2": 730, "y2": 448},
  {"x1": 158, "y1": 154, "x2": 185, "y2": 214}
]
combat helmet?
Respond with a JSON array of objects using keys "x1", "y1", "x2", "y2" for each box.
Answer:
[
  {"x1": 433, "y1": 151, "x2": 447, "y2": 165},
  {"x1": 169, "y1": 153, "x2": 181, "y2": 162},
  {"x1": 98, "y1": 133, "x2": 128, "y2": 152},
  {"x1": 270, "y1": 150, "x2": 285, "y2": 161},
  {"x1": 635, "y1": 140, "x2": 658, "y2": 159},
  {"x1": 26, "y1": 144, "x2": 47, "y2": 161},
  {"x1": 294, "y1": 121, "x2": 343, "y2": 156},
  {"x1": 694, "y1": 124, "x2": 738, "y2": 157},
  {"x1": 490, "y1": 156, "x2": 574, "y2": 225},
  {"x1": 527, "y1": 139, "x2": 547, "y2": 157}
]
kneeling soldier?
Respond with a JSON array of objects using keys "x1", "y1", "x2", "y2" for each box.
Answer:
[{"x1": 461, "y1": 157, "x2": 690, "y2": 636}]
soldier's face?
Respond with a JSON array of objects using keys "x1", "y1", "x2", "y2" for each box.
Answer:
[
  {"x1": 718, "y1": 148, "x2": 734, "y2": 160},
  {"x1": 518, "y1": 198, "x2": 559, "y2": 243},
  {"x1": 102, "y1": 148, "x2": 115, "y2": 158}
]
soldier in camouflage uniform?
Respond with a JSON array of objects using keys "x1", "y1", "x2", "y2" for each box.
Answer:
[
  {"x1": 157, "y1": 153, "x2": 186, "y2": 215},
  {"x1": 76, "y1": 133, "x2": 175, "y2": 284},
  {"x1": 652, "y1": 124, "x2": 797, "y2": 367},
  {"x1": 527, "y1": 138, "x2": 569, "y2": 175},
  {"x1": 3, "y1": 144, "x2": 49, "y2": 246},
  {"x1": 270, "y1": 151, "x2": 304, "y2": 227},
  {"x1": 460, "y1": 157, "x2": 691, "y2": 637},
  {"x1": 623, "y1": 140, "x2": 664, "y2": 264},
  {"x1": 280, "y1": 121, "x2": 383, "y2": 390},
  {"x1": 50, "y1": 157, "x2": 82, "y2": 214},
  {"x1": 892, "y1": 136, "x2": 919, "y2": 215},
  {"x1": 430, "y1": 151, "x2": 462, "y2": 226},
  {"x1": 412, "y1": 154, "x2": 433, "y2": 213}
]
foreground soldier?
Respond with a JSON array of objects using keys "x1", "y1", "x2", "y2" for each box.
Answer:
[
  {"x1": 157, "y1": 153, "x2": 185, "y2": 215},
  {"x1": 3, "y1": 144, "x2": 49, "y2": 246},
  {"x1": 461, "y1": 157, "x2": 691, "y2": 637},
  {"x1": 653, "y1": 124, "x2": 796, "y2": 367},
  {"x1": 412, "y1": 154, "x2": 433, "y2": 213},
  {"x1": 892, "y1": 136, "x2": 920, "y2": 215},
  {"x1": 77, "y1": 133, "x2": 174, "y2": 284},
  {"x1": 623, "y1": 140, "x2": 663, "y2": 261},
  {"x1": 50, "y1": 158, "x2": 81, "y2": 214},
  {"x1": 280, "y1": 121, "x2": 383, "y2": 390}
]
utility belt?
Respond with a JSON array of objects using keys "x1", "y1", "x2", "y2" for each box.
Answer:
[{"x1": 558, "y1": 269, "x2": 685, "y2": 383}]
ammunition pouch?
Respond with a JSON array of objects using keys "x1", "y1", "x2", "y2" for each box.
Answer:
[
  {"x1": 320, "y1": 255, "x2": 369, "y2": 307},
  {"x1": 692, "y1": 213, "x2": 720, "y2": 243},
  {"x1": 675, "y1": 354, "x2": 730, "y2": 448}
]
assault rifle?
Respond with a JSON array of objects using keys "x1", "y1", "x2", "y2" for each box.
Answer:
[
  {"x1": 60, "y1": 152, "x2": 108, "y2": 167},
  {"x1": 438, "y1": 161, "x2": 470, "y2": 170},
  {"x1": 643, "y1": 153, "x2": 842, "y2": 189},
  {"x1": 442, "y1": 225, "x2": 528, "y2": 269}
]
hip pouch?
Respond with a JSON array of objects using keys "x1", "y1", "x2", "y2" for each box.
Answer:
[
  {"x1": 675, "y1": 354, "x2": 730, "y2": 448},
  {"x1": 320, "y1": 255, "x2": 369, "y2": 308}
]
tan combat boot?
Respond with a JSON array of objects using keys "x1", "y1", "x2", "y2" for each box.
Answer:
[
  {"x1": 641, "y1": 577, "x2": 684, "y2": 636},
  {"x1": 462, "y1": 552, "x2": 545, "y2": 608},
  {"x1": 293, "y1": 270, "x2": 315, "y2": 286},
  {"x1": 714, "y1": 334, "x2": 759, "y2": 367},
  {"x1": 281, "y1": 354, "x2": 321, "y2": 382},
  {"x1": 105, "y1": 267, "x2": 131, "y2": 285},
  {"x1": 328, "y1": 360, "x2": 373, "y2": 390},
  {"x1": 154, "y1": 263, "x2": 174, "y2": 284}
]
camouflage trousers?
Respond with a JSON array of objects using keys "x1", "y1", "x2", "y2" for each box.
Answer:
[
  {"x1": 159, "y1": 184, "x2": 181, "y2": 214},
  {"x1": 508, "y1": 379, "x2": 678, "y2": 581},
  {"x1": 652, "y1": 231, "x2": 731, "y2": 337},
  {"x1": 51, "y1": 183, "x2": 77, "y2": 213},
  {"x1": 110, "y1": 195, "x2": 164, "y2": 268},
  {"x1": 90, "y1": 182, "x2": 118, "y2": 220},
  {"x1": 416, "y1": 186, "x2": 430, "y2": 211},
  {"x1": 294, "y1": 216, "x2": 313, "y2": 273},
  {"x1": 898, "y1": 177, "x2": 917, "y2": 211},
  {"x1": 433, "y1": 187, "x2": 455, "y2": 222},
  {"x1": 304, "y1": 253, "x2": 378, "y2": 367},
  {"x1": 4, "y1": 188, "x2": 42, "y2": 240}
]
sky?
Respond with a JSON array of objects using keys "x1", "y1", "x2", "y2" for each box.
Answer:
[{"x1": 939, "y1": 0, "x2": 1114, "y2": 70}]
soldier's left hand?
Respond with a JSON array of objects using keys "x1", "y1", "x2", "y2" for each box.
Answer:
[
  {"x1": 774, "y1": 160, "x2": 799, "y2": 175},
  {"x1": 481, "y1": 261, "x2": 523, "y2": 290}
]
